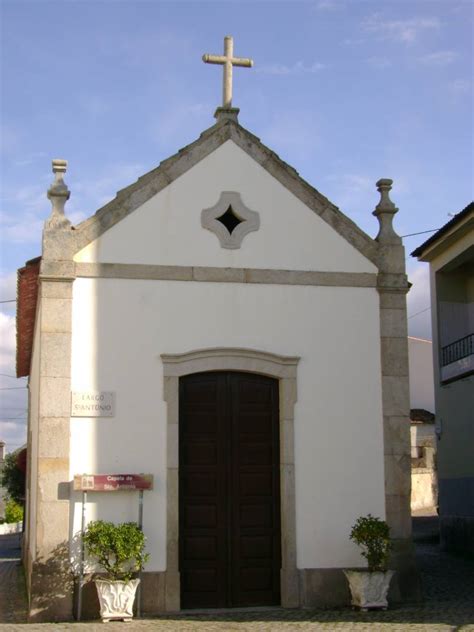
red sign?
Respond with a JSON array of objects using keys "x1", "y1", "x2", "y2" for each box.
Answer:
[{"x1": 73, "y1": 474, "x2": 153, "y2": 492}]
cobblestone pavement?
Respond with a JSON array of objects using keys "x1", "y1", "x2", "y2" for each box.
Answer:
[{"x1": 1, "y1": 512, "x2": 473, "y2": 631}]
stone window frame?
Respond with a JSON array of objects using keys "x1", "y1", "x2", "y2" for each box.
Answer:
[
  {"x1": 201, "y1": 191, "x2": 260, "y2": 249},
  {"x1": 161, "y1": 347, "x2": 300, "y2": 610}
]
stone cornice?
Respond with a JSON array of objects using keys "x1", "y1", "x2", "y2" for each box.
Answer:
[
  {"x1": 74, "y1": 262, "x2": 377, "y2": 288},
  {"x1": 376, "y1": 272, "x2": 410, "y2": 294}
]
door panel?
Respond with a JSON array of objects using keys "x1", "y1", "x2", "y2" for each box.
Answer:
[{"x1": 179, "y1": 372, "x2": 281, "y2": 608}]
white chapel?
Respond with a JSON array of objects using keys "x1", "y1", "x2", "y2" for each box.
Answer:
[{"x1": 17, "y1": 37, "x2": 419, "y2": 621}]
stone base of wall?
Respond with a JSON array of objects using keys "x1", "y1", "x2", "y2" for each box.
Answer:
[
  {"x1": 440, "y1": 515, "x2": 474, "y2": 554},
  {"x1": 388, "y1": 539, "x2": 422, "y2": 603},
  {"x1": 22, "y1": 539, "x2": 32, "y2": 603},
  {"x1": 37, "y1": 554, "x2": 423, "y2": 621},
  {"x1": 299, "y1": 569, "x2": 351, "y2": 608},
  {"x1": 28, "y1": 559, "x2": 74, "y2": 622}
]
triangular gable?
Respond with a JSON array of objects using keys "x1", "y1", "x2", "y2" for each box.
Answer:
[{"x1": 73, "y1": 118, "x2": 378, "y2": 266}]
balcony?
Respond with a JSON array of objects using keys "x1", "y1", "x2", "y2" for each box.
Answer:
[{"x1": 441, "y1": 333, "x2": 474, "y2": 382}]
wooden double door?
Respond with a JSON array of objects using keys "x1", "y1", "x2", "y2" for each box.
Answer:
[{"x1": 179, "y1": 371, "x2": 281, "y2": 609}]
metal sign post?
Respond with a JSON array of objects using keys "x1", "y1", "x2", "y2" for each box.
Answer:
[
  {"x1": 136, "y1": 489, "x2": 144, "y2": 618},
  {"x1": 77, "y1": 490, "x2": 87, "y2": 621},
  {"x1": 73, "y1": 474, "x2": 153, "y2": 621}
]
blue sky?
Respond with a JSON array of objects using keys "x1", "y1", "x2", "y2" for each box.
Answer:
[{"x1": 1, "y1": 0, "x2": 472, "y2": 450}]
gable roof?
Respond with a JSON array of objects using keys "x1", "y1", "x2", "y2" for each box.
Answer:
[
  {"x1": 72, "y1": 116, "x2": 378, "y2": 265},
  {"x1": 411, "y1": 201, "x2": 474, "y2": 260}
]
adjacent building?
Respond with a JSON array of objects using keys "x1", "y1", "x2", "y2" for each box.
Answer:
[{"x1": 412, "y1": 202, "x2": 474, "y2": 552}]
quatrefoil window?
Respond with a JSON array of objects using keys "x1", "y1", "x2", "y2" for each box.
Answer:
[
  {"x1": 201, "y1": 191, "x2": 260, "y2": 249},
  {"x1": 216, "y1": 205, "x2": 243, "y2": 234}
]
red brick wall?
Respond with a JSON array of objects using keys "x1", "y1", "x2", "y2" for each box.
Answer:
[{"x1": 16, "y1": 258, "x2": 41, "y2": 378}]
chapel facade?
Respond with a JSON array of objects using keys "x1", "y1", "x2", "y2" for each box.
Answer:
[{"x1": 17, "y1": 39, "x2": 419, "y2": 621}]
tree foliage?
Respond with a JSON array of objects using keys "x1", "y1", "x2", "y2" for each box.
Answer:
[
  {"x1": 4, "y1": 498, "x2": 24, "y2": 523},
  {"x1": 349, "y1": 514, "x2": 392, "y2": 572},
  {"x1": 1, "y1": 449, "x2": 26, "y2": 504},
  {"x1": 83, "y1": 520, "x2": 149, "y2": 582}
]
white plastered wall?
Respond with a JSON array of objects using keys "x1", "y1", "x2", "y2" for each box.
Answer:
[
  {"x1": 70, "y1": 278, "x2": 385, "y2": 571},
  {"x1": 74, "y1": 140, "x2": 377, "y2": 274},
  {"x1": 408, "y1": 337, "x2": 435, "y2": 412}
]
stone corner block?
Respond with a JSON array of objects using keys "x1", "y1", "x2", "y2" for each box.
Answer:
[
  {"x1": 381, "y1": 337, "x2": 409, "y2": 377},
  {"x1": 381, "y1": 376, "x2": 410, "y2": 417},
  {"x1": 39, "y1": 378, "x2": 71, "y2": 418},
  {"x1": 40, "y1": 333, "x2": 72, "y2": 378},
  {"x1": 40, "y1": 298, "x2": 72, "y2": 333},
  {"x1": 380, "y1": 308, "x2": 408, "y2": 338}
]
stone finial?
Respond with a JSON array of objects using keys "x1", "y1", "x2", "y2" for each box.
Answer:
[
  {"x1": 372, "y1": 178, "x2": 401, "y2": 244},
  {"x1": 45, "y1": 159, "x2": 71, "y2": 229}
]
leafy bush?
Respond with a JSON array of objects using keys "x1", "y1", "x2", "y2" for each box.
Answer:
[
  {"x1": 349, "y1": 514, "x2": 392, "y2": 572},
  {"x1": 1, "y1": 449, "x2": 26, "y2": 504},
  {"x1": 4, "y1": 498, "x2": 24, "y2": 523},
  {"x1": 83, "y1": 520, "x2": 149, "y2": 582}
]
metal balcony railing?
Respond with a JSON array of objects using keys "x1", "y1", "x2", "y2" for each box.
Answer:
[{"x1": 441, "y1": 333, "x2": 474, "y2": 367}]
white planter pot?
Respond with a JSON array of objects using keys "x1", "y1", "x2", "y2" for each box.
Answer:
[
  {"x1": 344, "y1": 569, "x2": 395, "y2": 610},
  {"x1": 94, "y1": 578, "x2": 140, "y2": 622}
]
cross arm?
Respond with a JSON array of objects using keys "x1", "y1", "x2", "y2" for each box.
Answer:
[
  {"x1": 202, "y1": 54, "x2": 253, "y2": 68},
  {"x1": 230, "y1": 56, "x2": 253, "y2": 68},
  {"x1": 202, "y1": 54, "x2": 227, "y2": 64}
]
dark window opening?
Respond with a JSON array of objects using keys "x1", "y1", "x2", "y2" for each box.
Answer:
[{"x1": 216, "y1": 205, "x2": 243, "y2": 234}]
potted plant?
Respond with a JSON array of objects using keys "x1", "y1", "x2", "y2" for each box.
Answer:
[
  {"x1": 83, "y1": 520, "x2": 149, "y2": 622},
  {"x1": 344, "y1": 514, "x2": 394, "y2": 611}
]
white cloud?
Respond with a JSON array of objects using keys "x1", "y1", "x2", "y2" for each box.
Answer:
[
  {"x1": 362, "y1": 13, "x2": 440, "y2": 44},
  {"x1": 315, "y1": 0, "x2": 343, "y2": 10},
  {"x1": 150, "y1": 103, "x2": 211, "y2": 146},
  {"x1": 323, "y1": 173, "x2": 375, "y2": 219},
  {"x1": 0, "y1": 419, "x2": 27, "y2": 452},
  {"x1": 262, "y1": 111, "x2": 321, "y2": 162},
  {"x1": 14, "y1": 151, "x2": 47, "y2": 168},
  {"x1": 0, "y1": 162, "x2": 146, "y2": 243},
  {"x1": 0, "y1": 312, "x2": 16, "y2": 366},
  {"x1": 0, "y1": 272, "x2": 18, "y2": 303},
  {"x1": 0, "y1": 309, "x2": 28, "y2": 450},
  {"x1": 448, "y1": 78, "x2": 471, "y2": 95},
  {"x1": 256, "y1": 61, "x2": 325, "y2": 75},
  {"x1": 0, "y1": 182, "x2": 49, "y2": 243},
  {"x1": 367, "y1": 57, "x2": 392, "y2": 69},
  {"x1": 419, "y1": 51, "x2": 459, "y2": 67},
  {"x1": 80, "y1": 95, "x2": 111, "y2": 117},
  {"x1": 74, "y1": 163, "x2": 146, "y2": 215},
  {"x1": 343, "y1": 37, "x2": 365, "y2": 46},
  {"x1": 0, "y1": 125, "x2": 23, "y2": 157}
]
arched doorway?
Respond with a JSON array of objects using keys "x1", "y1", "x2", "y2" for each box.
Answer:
[
  {"x1": 179, "y1": 371, "x2": 281, "y2": 608},
  {"x1": 161, "y1": 348, "x2": 300, "y2": 611}
]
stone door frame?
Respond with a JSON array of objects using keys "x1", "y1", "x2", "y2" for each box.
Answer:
[{"x1": 161, "y1": 347, "x2": 300, "y2": 611}]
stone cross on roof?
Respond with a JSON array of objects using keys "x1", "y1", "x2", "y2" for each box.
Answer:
[{"x1": 203, "y1": 36, "x2": 253, "y2": 110}]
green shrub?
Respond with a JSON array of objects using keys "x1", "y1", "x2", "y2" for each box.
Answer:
[
  {"x1": 349, "y1": 514, "x2": 392, "y2": 572},
  {"x1": 83, "y1": 520, "x2": 149, "y2": 581},
  {"x1": 4, "y1": 498, "x2": 24, "y2": 523},
  {"x1": 1, "y1": 450, "x2": 26, "y2": 504}
]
